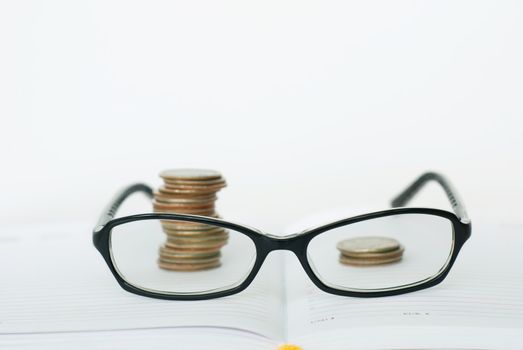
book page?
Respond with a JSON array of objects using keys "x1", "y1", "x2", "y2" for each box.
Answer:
[
  {"x1": 0, "y1": 222, "x2": 285, "y2": 342},
  {"x1": 284, "y1": 220, "x2": 523, "y2": 349},
  {"x1": 0, "y1": 327, "x2": 278, "y2": 350}
]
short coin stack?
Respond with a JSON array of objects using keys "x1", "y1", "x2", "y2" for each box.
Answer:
[
  {"x1": 336, "y1": 236, "x2": 404, "y2": 266},
  {"x1": 153, "y1": 169, "x2": 228, "y2": 271}
]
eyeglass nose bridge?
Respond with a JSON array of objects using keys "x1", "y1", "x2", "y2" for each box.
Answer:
[{"x1": 260, "y1": 232, "x2": 309, "y2": 255}]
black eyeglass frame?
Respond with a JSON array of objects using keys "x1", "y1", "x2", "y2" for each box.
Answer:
[{"x1": 93, "y1": 172, "x2": 471, "y2": 300}]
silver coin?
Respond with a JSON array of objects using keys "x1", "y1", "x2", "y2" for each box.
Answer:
[
  {"x1": 160, "y1": 169, "x2": 222, "y2": 181},
  {"x1": 163, "y1": 178, "x2": 226, "y2": 186}
]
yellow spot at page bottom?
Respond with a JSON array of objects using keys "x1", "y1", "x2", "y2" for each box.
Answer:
[{"x1": 277, "y1": 344, "x2": 302, "y2": 350}]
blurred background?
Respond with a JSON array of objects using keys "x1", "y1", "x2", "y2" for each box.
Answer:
[{"x1": 1, "y1": 0, "x2": 522, "y2": 232}]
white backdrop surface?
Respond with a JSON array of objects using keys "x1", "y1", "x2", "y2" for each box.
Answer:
[{"x1": 1, "y1": 1, "x2": 522, "y2": 231}]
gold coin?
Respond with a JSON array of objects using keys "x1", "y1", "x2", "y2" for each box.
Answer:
[
  {"x1": 153, "y1": 197, "x2": 215, "y2": 205},
  {"x1": 165, "y1": 239, "x2": 228, "y2": 250},
  {"x1": 339, "y1": 254, "x2": 403, "y2": 266},
  {"x1": 160, "y1": 218, "x2": 221, "y2": 231},
  {"x1": 156, "y1": 210, "x2": 217, "y2": 217},
  {"x1": 164, "y1": 232, "x2": 228, "y2": 240},
  {"x1": 162, "y1": 226, "x2": 226, "y2": 236},
  {"x1": 167, "y1": 236, "x2": 228, "y2": 246},
  {"x1": 337, "y1": 236, "x2": 401, "y2": 255},
  {"x1": 159, "y1": 246, "x2": 220, "y2": 259},
  {"x1": 160, "y1": 169, "x2": 222, "y2": 181},
  {"x1": 154, "y1": 199, "x2": 216, "y2": 209},
  {"x1": 159, "y1": 258, "x2": 221, "y2": 266},
  {"x1": 341, "y1": 245, "x2": 404, "y2": 259},
  {"x1": 155, "y1": 203, "x2": 216, "y2": 211},
  {"x1": 163, "y1": 245, "x2": 223, "y2": 254},
  {"x1": 163, "y1": 225, "x2": 226, "y2": 233},
  {"x1": 154, "y1": 191, "x2": 217, "y2": 202},
  {"x1": 158, "y1": 259, "x2": 221, "y2": 271},
  {"x1": 165, "y1": 227, "x2": 228, "y2": 238},
  {"x1": 160, "y1": 255, "x2": 220, "y2": 264},
  {"x1": 158, "y1": 185, "x2": 222, "y2": 195},
  {"x1": 153, "y1": 201, "x2": 215, "y2": 214},
  {"x1": 164, "y1": 231, "x2": 229, "y2": 241},
  {"x1": 159, "y1": 252, "x2": 221, "y2": 262},
  {"x1": 154, "y1": 206, "x2": 215, "y2": 215}
]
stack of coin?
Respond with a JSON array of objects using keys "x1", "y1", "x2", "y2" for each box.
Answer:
[
  {"x1": 336, "y1": 236, "x2": 404, "y2": 266},
  {"x1": 153, "y1": 169, "x2": 228, "y2": 271}
]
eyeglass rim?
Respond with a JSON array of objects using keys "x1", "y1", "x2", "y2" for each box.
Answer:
[{"x1": 93, "y1": 207, "x2": 471, "y2": 300}]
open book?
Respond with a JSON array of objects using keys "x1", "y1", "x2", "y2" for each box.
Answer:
[{"x1": 0, "y1": 215, "x2": 522, "y2": 349}]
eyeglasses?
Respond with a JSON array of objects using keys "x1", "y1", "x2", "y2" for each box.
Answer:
[{"x1": 92, "y1": 172, "x2": 471, "y2": 300}]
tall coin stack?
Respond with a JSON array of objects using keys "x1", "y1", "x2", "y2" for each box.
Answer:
[{"x1": 153, "y1": 169, "x2": 228, "y2": 271}]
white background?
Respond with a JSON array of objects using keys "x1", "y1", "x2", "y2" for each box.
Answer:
[{"x1": 1, "y1": 1, "x2": 522, "y2": 231}]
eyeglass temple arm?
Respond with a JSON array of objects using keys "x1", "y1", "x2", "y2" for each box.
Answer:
[
  {"x1": 94, "y1": 183, "x2": 154, "y2": 231},
  {"x1": 391, "y1": 172, "x2": 470, "y2": 224}
]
